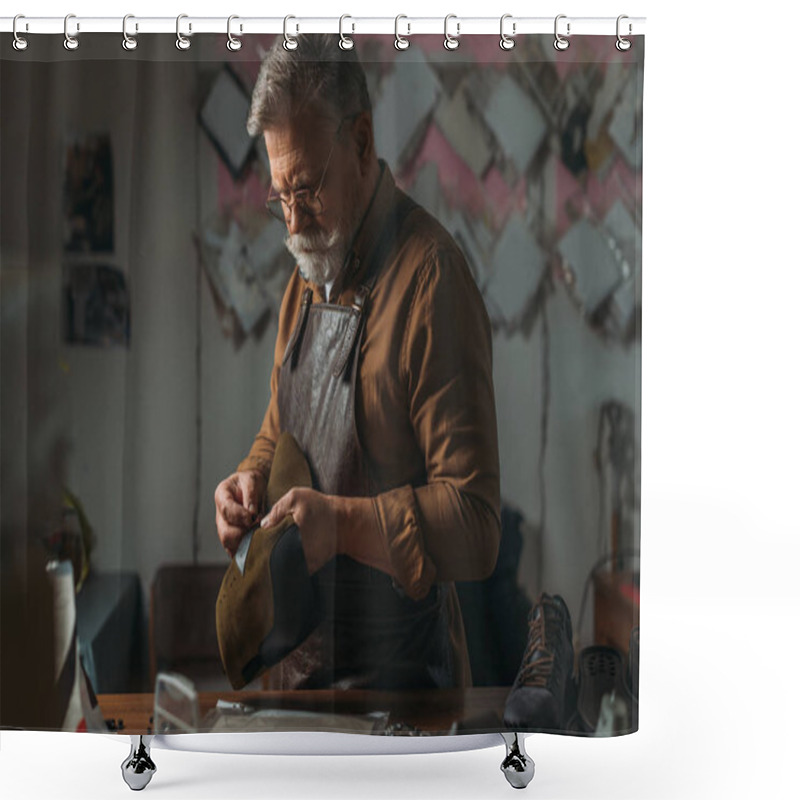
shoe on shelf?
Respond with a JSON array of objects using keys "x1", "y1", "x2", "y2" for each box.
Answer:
[
  {"x1": 503, "y1": 592, "x2": 576, "y2": 732},
  {"x1": 576, "y1": 645, "x2": 632, "y2": 734}
]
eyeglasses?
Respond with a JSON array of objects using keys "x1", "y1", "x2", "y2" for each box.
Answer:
[{"x1": 265, "y1": 113, "x2": 359, "y2": 223}]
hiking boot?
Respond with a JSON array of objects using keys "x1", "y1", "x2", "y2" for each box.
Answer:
[{"x1": 503, "y1": 593, "x2": 575, "y2": 731}]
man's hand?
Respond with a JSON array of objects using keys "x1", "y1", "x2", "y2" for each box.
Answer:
[
  {"x1": 215, "y1": 470, "x2": 267, "y2": 559},
  {"x1": 260, "y1": 488, "x2": 339, "y2": 575}
]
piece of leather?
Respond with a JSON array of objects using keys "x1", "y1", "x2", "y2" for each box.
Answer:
[
  {"x1": 265, "y1": 430, "x2": 313, "y2": 507},
  {"x1": 215, "y1": 432, "x2": 318, "y2": 690}
]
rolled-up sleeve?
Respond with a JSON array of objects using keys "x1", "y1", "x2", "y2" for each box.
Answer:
[
  {"x1": 236, "y1": 358, "x2": 280, "y2": 480},
  {"x1": 371, "y1": 247, "x2": 501, "y2": 599}
]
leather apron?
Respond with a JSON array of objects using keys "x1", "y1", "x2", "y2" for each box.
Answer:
[{"x1": 270, "y1": 195, "x2": 457, "y2": 691}]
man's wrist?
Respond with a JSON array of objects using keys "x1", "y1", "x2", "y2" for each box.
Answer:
[
  {"x1": 334, "y1": 495, "x2": 376, "y2": 558},
  {"x1": 333, "y1": 494, "x2": 355, "y2": 557},
  {"x1": 333, "y1": 495, "x2": 395, "y2": 577}
]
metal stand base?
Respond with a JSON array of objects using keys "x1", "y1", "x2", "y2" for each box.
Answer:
[
  {"x1": 117, "y1": 732, "x2": 533, "y2": 789},
  {"x1": 500, "y1": 732, "x2": 535, "y2": 789},
  {"x1": 121, "y1": 735, "x2": 156, "y2": 791}
]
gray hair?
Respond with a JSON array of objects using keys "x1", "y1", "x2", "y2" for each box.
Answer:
[{"x1": 246, "y1": 34, "x2": 372, "y2": 138}]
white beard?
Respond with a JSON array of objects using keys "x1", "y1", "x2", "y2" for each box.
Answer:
[
  {"x1": 284, "y1": 224, "x2": 350, "y2": 286},
  {"x1": 284, "y1": 179, "x2": 364, "y2": 287}
]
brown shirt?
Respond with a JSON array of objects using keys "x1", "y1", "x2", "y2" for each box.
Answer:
[{"x1": 238, "y1": 159, "x2": 501, "y2": 607}]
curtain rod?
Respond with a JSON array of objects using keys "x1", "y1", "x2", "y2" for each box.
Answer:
[{"x1": 1, "y1": 15, "x2": 646, "y2": 38}]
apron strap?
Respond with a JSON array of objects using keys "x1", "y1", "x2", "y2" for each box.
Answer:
[
  {"x1": 332, "y1": 294, "x2": 367, "y2": 378},
  {"x1": 281, "y1": 287, "x2": 313, "y2": 367}
]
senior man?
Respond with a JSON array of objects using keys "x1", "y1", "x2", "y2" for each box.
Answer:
[{"x1": 214, "y1": 34, "x2": 501, "y2": 691}]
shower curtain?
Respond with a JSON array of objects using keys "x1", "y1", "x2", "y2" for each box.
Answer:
[{"x1": 0, "y1": 25, "x2": 643, "y2": 740}]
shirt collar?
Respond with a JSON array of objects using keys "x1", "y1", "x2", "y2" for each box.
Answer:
[{"x1": 321, "y1": 158, "x2": 397, "y2": 303}]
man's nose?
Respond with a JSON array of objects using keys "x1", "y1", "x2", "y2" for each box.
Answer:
[{"x1": 285, "y1": 204, "x2": 310, "y2": 236}]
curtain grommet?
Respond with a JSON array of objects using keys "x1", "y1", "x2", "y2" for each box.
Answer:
[
  {"x1": 444, "y1": 14, "x2": 460, "y2": 51},
  {"x1": 283, "y1": 15, "x2": 298, "y2": 50},
  {"x1": 394, "y1": 15, "x2": 410, "y2": 50},
  {"x1": 500, "y1": 14, "x2": 515, "y2": 50},
  {"x1": 12, "y1": 14, "x2": 28, "y2": 51},
  {"x1": 64, "y1": 13, "x2": 79, "y2": 51},
  {"x1": 227, "y1": 15, "x2": 242, "y2": 51},
  {"x1": 122, "y1": 14, "x2": 138, "y2": 51},
  {"x1": 616, "y1": 15, "x2": 632, "y2": 51},
  {"x1": 176, "y1": 14, "x2": 191, "y2": 51},
  {"x1": 554, "y1": 14, "x2": 570, "y2": 51},
  {"x1": 339, "y1": 15, "x2": 354, "y2": 50}
]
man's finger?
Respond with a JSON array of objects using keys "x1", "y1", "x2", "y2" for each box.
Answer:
[
  {"x1": 262, "y1": 493, "x2": 290, "y2": 528},
  {"x1": 215, "y1": 478, "x2": 236, "y2": 507},
  {"x1": 221, "y1": 496, "x2": 255, "y2": 527},
  {"x1": 239, "y1": 473, "x2": 261, "y2": 516},
  {"x1": 218, "y1": 518, "x2": 244, "y2": 554}
]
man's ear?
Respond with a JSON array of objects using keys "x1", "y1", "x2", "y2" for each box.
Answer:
[{"x1": 353, "y1": 112, "x2": 374, "y2": 167}]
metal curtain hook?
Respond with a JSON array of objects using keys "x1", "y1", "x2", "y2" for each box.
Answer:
[
  {"x1": 554, "y1": 14, "x2": 570, "y2": 51},
  {"x1": 283, "y1": 15, "x2": 298, "y2": 50},
  {"x1": 13, "y1": 14, "x2": 28, "y2": 51},
  {"x1": 122, "y1": 14, "x2": 138, "y2": 51},
  {"x1": 616, "y1": 15, "x2": 632, "y2": 51},
  {"x1": 176, "y1": 14, "x2": 191, "y2": 50},
  {"x1": 339, "y1": 15, "x2": 354, "y2": 50},
  {"x1": 227, "y1": 15, "x2": 242, "y2": 51},
  {"x1": 394, "y1": 15, "x2": 410, "y2": 50},
  {"x1": 444, "y1": 14, "x2": 460, "y2": 50},
  {"x1": 64, "y1": 13, "x2": 79, "y2": 51},
  {"x1": 500, "y1": 14, "x2": 515, "y2": 50}
]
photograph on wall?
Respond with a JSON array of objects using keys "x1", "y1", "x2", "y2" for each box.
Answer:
[
  {"x1": 63, "y1": 262, "x2": 130, "y2": 347},
  {"x1": 63, "y1": 132, "x2": 115, "y2": 253}
]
